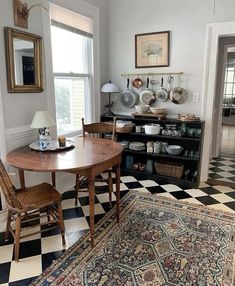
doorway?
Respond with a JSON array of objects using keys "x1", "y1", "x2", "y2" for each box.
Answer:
[
  {"x1": 208, "y1": 37, "x2": 235, "y2": 187},
  {"x1": 220, "y1": 47, "x2": 235, "y2": 157}
]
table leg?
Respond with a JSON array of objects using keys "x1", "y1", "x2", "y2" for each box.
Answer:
[
  {"x1": 115, "y1": 163, "x2": 120, "y2": 223},
  {"x1": 18, "y1": 169, "x2": 25, "y2": 188},
  {"x1": 88, "y1": 175, "x2": 95, "y2": 248},
  {"x1": 51, "y1": 172, "x2": 56, "y2": 187}
]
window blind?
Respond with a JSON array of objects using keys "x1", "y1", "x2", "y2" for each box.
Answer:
[{"x1": 50, "y1": 4, "x2": 93, "y2": 38}]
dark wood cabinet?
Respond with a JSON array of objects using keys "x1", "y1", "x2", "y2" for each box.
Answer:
[{"x1": 101, "y1": 114, "x2": 205, "y2": 189}]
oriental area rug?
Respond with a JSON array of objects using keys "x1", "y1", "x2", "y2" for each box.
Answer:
[{"x1": 31, "y1": 191, "x2": 235, "y2": 286}]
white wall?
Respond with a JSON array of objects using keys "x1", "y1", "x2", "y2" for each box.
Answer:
[
  {"x1": 0, "y1": 0, "x2": 102, "y2": 139},
  {"x1": 0, "y1": 0, "x2": 102, "y2": 198},
  {"x1": 0, "y1": 0, "x2": 47, "y2": 130},
  {"x1": 84, "y1": 0, "x2": 109, "y2": 83},
  {"x1": 106, "y1": 0, "x2": 235, "y2": 117},
  {"x1": 0, "y1": 0, "x2": 101, "y2": 142}
]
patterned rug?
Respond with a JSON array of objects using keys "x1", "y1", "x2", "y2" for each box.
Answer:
[{"x1": 31, "y1": 191, "x2": 235, "y2": 286}]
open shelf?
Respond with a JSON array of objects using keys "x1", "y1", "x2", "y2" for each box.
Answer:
[
  {"x1": 122, "y1": 149, "x2": 199, "y2": 161},
  {"x1": 118, "y1": 132, "x2": 201, "y2": 142},
  {"x1": 101, "y1": 114, "x2": 204, "y2": 188}
]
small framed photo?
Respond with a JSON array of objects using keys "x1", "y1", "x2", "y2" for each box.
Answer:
[{"x1": 135, "y1": 31, "x2": 170, "y2": 68}]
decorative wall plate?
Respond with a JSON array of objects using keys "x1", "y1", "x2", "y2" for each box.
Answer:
[
  {"x1": 170, "y1": 87, "x2": 188, "y2": 104},
  {"x1": 140, "y1": 91, "x2": 156, "y2": 105},
  {"x1": 120, "y1": 91, "x2": 139, "y2": 108}
]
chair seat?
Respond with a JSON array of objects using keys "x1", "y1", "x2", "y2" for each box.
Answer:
[{"x1": 16, "y1": 182, "x2": 61, "y2": 209}]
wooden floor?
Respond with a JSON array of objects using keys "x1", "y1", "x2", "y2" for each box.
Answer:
[{"x1": 220, "y1": 124, "x2": 235, "y2": 157}]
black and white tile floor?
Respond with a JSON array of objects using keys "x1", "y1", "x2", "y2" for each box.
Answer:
[
  {"x1": 0, "y1": 175, "x2": 235, "y2": 286},
  {"x1": 209, "y1": 156, "x2": 235, "y2": 183}
]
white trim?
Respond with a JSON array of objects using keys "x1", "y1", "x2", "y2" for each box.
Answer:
[
  {"x1": 41, "y1": 3, "x2": 58, "y2": 139},
  {"x1": 201, "y1": 21, "x2": 235, "y2": 182},
  {"x1": 6, "y1": 125, "x2": 37, "y2": 142},
  {"x1": 0, "y1": 84, "x2": 6, "y2": 161}
]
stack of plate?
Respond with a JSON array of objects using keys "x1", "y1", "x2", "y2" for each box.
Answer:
[
  {"x1": 119, "y1": 141, "x2": 129, "y2": 149},
  {"x1": 129, "y1": 142, "x2": 146, "y2": 151}
]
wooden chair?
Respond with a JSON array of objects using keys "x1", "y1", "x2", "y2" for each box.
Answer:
[
  {"x1": 74, "y1": 117, "x2": 116, "y2": 206},
  {"x1": 0, "y1": 159, "x2": 66, "y2": 262}
]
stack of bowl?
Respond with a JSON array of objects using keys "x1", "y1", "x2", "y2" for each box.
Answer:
[{"x1": 150, "y1": 107, "x2": 167, "y2": 119}]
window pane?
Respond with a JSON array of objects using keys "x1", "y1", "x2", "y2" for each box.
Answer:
[
  {"x1": 51, "y1": 26, "x2": 87, "y2": 73},
  {"x1": 225, "y1": 83, "x2": 233, "y2": 95},
  {"x1": 226, "y1": 71, "x2": 234, "y2": 82},
  {"x1": 54, "y1": 77, "x2": 85, "y2": 135}
]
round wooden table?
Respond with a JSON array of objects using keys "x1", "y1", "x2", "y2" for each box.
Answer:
[{"x1": 6, "y1": 137, "x2": 123, "y2": 247}]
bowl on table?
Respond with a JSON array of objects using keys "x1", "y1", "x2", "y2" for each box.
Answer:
[
  {"x1": 150, "y1": 107, "x2": 166, "y2": 114},
  {"x1": 135, "y1": 105, "x2": 150, "y2": 113},
  {"x1": 166, "y1": 145, "x2": 183, "y2": 156}
]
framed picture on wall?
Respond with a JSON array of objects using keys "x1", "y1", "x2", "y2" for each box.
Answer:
[{"x1": 135, "y1": 31, "x2": 170, "y2": 68}]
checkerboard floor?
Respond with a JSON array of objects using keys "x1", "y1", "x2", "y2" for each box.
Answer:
[
  {"x1": 209, "y1": 156, "x2": 235, "y2": 183},
  {"x1": 0, "y1": 175, "x2": 235, "y2": 286}
]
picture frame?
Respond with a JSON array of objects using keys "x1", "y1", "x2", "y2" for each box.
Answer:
[{"x1": 135, "y1": 31, "x2": 170, "y2": 68}]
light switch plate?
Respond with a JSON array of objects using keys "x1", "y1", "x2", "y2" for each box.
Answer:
[{"x1": 193, "y1": 92, "x2": 200, "y2": 102}]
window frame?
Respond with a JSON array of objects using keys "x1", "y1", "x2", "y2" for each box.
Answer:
[
  {"x1": 42, "y1": 1, "x2": 100, "y2": 139},
  {"x1": 51, "y1": 17, "x2": 94, "y2": 136}
]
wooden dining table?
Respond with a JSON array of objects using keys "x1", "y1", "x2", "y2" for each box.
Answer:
[{"x1": 6, "y1": 137, "x2": 123, "y2": 247}]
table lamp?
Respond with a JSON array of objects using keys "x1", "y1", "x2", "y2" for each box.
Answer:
[
  {"x1": 101, "y1": 81, "x2": 119, "y2": 116},
  {"x1": 30, "y1": 110, "x2": 55, "y2": 136}
]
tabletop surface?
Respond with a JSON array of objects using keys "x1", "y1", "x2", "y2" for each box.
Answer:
[{"x1": 6, "y1": 137, "x2": 123, "y2": 172}]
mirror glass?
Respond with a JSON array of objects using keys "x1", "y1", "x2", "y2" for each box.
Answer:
[
  {"x1": 13, "y1": 38, "x2": 35, "y2": 85},
  {"x1": 5, "y1": 27, "x2": 43, "y2": 93}
]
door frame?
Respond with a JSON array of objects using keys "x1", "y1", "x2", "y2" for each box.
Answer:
[
  {"x1": 200, "y1": 21, "x2": 235, "y2": 182},
  {"x1": 211, "y1": 38, "x2": 235, "y2": 158}
]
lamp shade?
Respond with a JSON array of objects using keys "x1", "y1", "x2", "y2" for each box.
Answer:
[
  {"x1": 101, "y1": 82, "x2": 119, "y2": 93},
  {"x1": 30, "y1": 111, "x2": 55, "y2": 129}
]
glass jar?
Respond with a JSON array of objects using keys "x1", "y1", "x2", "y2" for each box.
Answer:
[
  {"x1": 154, "y1": 141, "x2": 162, "y2": 154},
  {"x1": 161, "y1": 142, "x2": 168, "y2": 154},
  {"x1": 180, "y1": 123, "x2": 187, "y2": 136},
  {"x1": 147, "y1": 141, "x2": 154, "y2": 153}
]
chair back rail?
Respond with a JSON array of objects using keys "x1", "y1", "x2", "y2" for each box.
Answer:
[
  {"x1": 0, "y1": 160, "x2": 22, "y2": 210},
  {"x1": 82, "y1": 117, "x2": 116, "y2": 141}
]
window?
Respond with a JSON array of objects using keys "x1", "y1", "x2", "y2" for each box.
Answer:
[{"x1": 50, "y1": 4, "x2": 93, "y2": 135}]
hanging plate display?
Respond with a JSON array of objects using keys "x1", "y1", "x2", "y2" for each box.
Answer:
[
  {"x1": 139, "y1": 77, "x2": 156, "y2": 105},
  {"x1": 121, "y1": 78, "x2": 139, "y2": 108},
  {"x1": 170, "y1": 87, "x2": 188, "y2": 104}
]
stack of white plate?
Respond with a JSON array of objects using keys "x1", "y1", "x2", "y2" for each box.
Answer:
[
  {"x1": 119, "y1": 141, "x2": 129, "y2": 149},
  {"x1": 129, "y1": 142, "x2": 146, "y2": 151}
]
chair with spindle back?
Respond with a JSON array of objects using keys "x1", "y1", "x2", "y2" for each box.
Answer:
[
  {"x1": 74, "y1": 117, "x2": 116, "y2": 206},
  {"x1": 0, "y1": 159, "x2": 66, "y2": 262}
]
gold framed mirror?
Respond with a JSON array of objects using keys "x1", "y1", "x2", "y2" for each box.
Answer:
[{"x1": 5, "y1": 27, "x2": 43, "y2": 93}]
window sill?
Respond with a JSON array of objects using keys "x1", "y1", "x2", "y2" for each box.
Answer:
[{"x1": 59, "y1": 129, "x2": 83, "y2": 138}]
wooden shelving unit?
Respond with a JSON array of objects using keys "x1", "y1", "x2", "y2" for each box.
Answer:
[{"x1": 101, "y1": 114, "x2": 205, "y2": 189}]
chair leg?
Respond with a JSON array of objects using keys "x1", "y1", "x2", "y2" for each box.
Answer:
[
  {"x1": 57, "y1": 203, "x2": 66, "y2": 247},
  {"x1": 46, "y1": 207, "x2": 51, "y2": 223},
  {"x1": 75, "y1": 175, "x2": 80, "y2": 206},
  {"x1": 4, "y1": 210, "x2": 11, "y2": 242},
  {"x1": 14, "y1": 214, "x2": 21, "y2": 262},
  {"x1": 108, "y1": 171, "x2": 113, "y2": 208}
]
